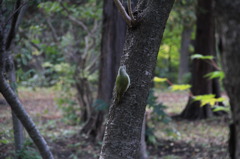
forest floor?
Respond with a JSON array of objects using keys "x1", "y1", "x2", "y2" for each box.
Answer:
[{"x1": 0, "y1": 88, "x2": 230, "y2": 159}]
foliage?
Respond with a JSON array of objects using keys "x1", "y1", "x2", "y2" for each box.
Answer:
[
  {"x1": 146, "y1": 89, "x2": 171, "y2": 144},
  {"x1": 156, "y1": 0, "x2": 196, "y2": 82},
  {"x1": 16, "y1": 139, "x2": 41, "y2": 159},
  {"x1": 213, "y1": 106, "x2": 230, "y2": 112},
  {"x1": 170, "y1": 84, "x2": 191, "y2": 91},
  {"x1": 0, "y1": 129, "x2": 13, "y2": 145},
  {"x1": 156, "y1": 26, "x2": 181, "y2": 82},
  {"x1": 153, "y1": 77, "x2": 168, "y2": 83},
  {"x1": 56, "y1": 96, "x2": 80, "y2": 125},
  {"x1": 15, "y1": 0, "x2": 102, "y2": 88},
  {"x1": 191, "y1": 54, "x2": 214, "y2": 60},
  {"x1": 193, "y1": 94, "x2": 226, "y2": 107},
  {"x1": 204, "y1": 71, "x2": 225, "y2": 81},
  {"x1": 13, "y1": 0, "x2": 102, "y2": 124}
]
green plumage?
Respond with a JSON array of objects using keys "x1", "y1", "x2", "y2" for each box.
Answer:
[{"x1": 115, "y1": 66, "x2": 130, "y2": 103}]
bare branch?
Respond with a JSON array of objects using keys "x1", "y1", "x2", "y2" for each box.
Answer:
[
  {"x1": 113, "y1": 0, "x2": 132, "y2": 27},
  {"x1": 85, "y1": 53, "x2": 99, "y2": 73},
  {"x1": 68, "y1": 15, "x2": 89, "y2": 32},
  {"x1": 127, "y1": 0, "x2": 135, "y2": 21}
]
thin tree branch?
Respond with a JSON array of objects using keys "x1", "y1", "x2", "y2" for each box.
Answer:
[
  {"x1": 5, "y1": 0, "x2": 27, "y2": 50},
  {"x1": 127, "y1": 0, "x2": 135, "y2": 21},
  {"x1": 4, "y1": 1, "x2": 27, "y2": 29},
  {"x1": 68, "y1": 15, "x2": 89, "y2": 32},
  {"x1": 0, "y1": 77, "x2": 54, "y2": 159},
  {"x1": 113, "y1": 0, "x2": 132, "y2": 27}
]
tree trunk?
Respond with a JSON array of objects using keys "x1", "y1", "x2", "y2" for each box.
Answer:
[
  {"x1": 0, "y1": 2, "x2": 54, "y2": 159},
  {"x1": 0, "y1": 35, "x2": 54, "y2": 159},
  {"x1": 215, "y1": 1, "x2": 240, "y2": 158},
  {"x1": 180, "y1": 0, "x2": 215, "y2": 120},
  {"x1": 8, "y1": 56, "x2": 25, "y2": 159},
  {"x1": 80, "y1": 0, "x2": 127, "y2": 140},
  {"x1": 178, "y1": 26, "x2": 192, "y2": 83},
  {"x1": 99, "y1": 0, "x2": 174, "y2": 158}
]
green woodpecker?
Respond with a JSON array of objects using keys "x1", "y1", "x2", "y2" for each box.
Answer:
[{"x1": 116, "y1": 65, "x2": 130, "y2": 103}]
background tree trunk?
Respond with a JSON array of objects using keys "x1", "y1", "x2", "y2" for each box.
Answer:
[
  {"x1": 80, "y1": 0, "x2": 127, "y2": 140},
  {"x1": 4, "y1": 1, "x2": 27, "y2": 157},
  {"x1": 215, "y1": 1, "x2": 240, "y2": 158},
  {"x1": 178, "y1": 26, "x2": 192, "y2": 83},
  {"x1": 99, "y1": 0, "x2": 174, "y2": 158},
  {"x1": 8, "y1": 56, "x2": 25, "y2": 159},
  {"x1": 180, "y1": 0, "x2": 217, "y2": 120}
]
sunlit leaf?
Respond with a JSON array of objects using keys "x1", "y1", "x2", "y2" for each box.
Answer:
[
  {"x1": 170, "y1": 84, "x2": 191, "y2": 91},
  {"x1": 153, "y1": 77, "x2": 168, "y2": 83},
  {"x1": 191, "y1": 54, "x2": 214, "y2": 60},
  {"x1": 213, "y1": 106, "x2": 230, "y2": 112},
  {"x1": 0, "y1": 139, "x2": 9, "y2": 144},
  {"x1": 204, "y1": 71, "x2": 225, "y2": 80},
  {"x1": 193, "y1": 94, "x2": 226, "y2": 107}
]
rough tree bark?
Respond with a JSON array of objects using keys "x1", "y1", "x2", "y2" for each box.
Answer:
[
  {"x1": 0, "y1": 1, "x2": 54, "y2": 159},
  {"x1": 0, "y1": 31, "x2": 54, "y2": 159},
  {"x1": 215, "y1": 1, "x2": 240, "y2": 158},
  {"x1": 9, "y1": 57, "x2": 25, "y2": 158},
  {"x1": 99, "y1": 0, "x2": 174, "y2": 158},
  {"x1": 180, "y1": 0, "x2": 221, "y2": 120},
  {"x1": 80, "y1": 0, "x2": 127, "y2": 140}
]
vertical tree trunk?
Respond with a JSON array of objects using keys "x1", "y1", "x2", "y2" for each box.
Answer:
[
  {"x1": 99, "y1": 0, "x2": 174, "y2": 158},
  {"x1": 180, "y1": 0, "x2": 215, "y2": 120},
  {"x1": 215, "y1": 1, "x2": 240, "y2": 158},
  {"x1": 178, "y1": 26, "x2": 192, "y2": 83},
  {"x1": 80, "y1": 0, "x2": 127, "y2": 140}
]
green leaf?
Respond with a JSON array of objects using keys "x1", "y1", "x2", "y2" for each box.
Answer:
[
  {"x1": 170, "y1": 84, "x2": 191, "y2": 91},
  {"x1": 213, "y1": 106, "x2": 230, "y2": 112},
  {"x1": 193, "y1": 94, "x2": 225, "y2": 107},
  {"x1": 42, "y1": 62, "x2": 53, "y2": 68},
  {"x1": 191, "y1": 54, "x2": 214, "y2": 60},
  {"x1": 148, "y1": 135, "x2": 157, "y2": 145},
  {"x1": 0, "y1": 139, "x2": 10, "y2": 144},
  {"x1": 204, "y1": 71, "x2": 225, "y2": 80},
  {"x1": 153, "y1": 77, "x2": 168, "y2": 83}
]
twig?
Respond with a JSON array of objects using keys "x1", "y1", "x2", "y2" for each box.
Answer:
[
  {"x1": 127, "y1": 0, "x2": 135, "y2": 21},
  {"x1": 68, "y1": 15, "x2": 89, "y2": 32},
  {"x1": 113, "y1": 0, "x2": 132, "y2": 27}
]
